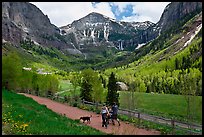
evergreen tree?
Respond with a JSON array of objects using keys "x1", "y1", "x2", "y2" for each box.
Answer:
[
  {"x1": 182, "y1": 56, "x2": 187, "y2": 69},
  {"x1": 80, "y1": 78, "x2": 92, "y2": 102},
  {"x1": 106, "y1": 72, "x2": 119, "y2": 106},
  {"x1": 175, "y1": 58, "x2": 180, "y2": 69}
]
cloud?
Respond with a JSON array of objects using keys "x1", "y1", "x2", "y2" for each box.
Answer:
[
  {"x1": 92, "y1": 2, "x2": 116, "y2": 19},
  {"x1": 131, "y1": 2, "x2": 170, "y2": 23},
  {"x1": 110, "y1": 2, "x2": 170, "y2": 23},
  {"x1": 111, "y1": 2, "x2": 131, "y2": 13},
  {"x1": 30, "y1": 2, "x2": 170, "y2": 27},
  {"x1": 30, "y1": 2, "x2": 115, "y2": 27},
  {"x1": 122, "y1": 15, "x2": 152, "y2": 23}
]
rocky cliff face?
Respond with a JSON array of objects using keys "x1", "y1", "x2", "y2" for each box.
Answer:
[
  {"x1": 60, "y1": 12, "x2": 155, "y2": 51},
  {"x1": 2, "y1": 2, "x2": 73, "y2": 50},
  {"x1": 156, "y1": 2, "x2": 202, "y2": 34},
  {"x1": 2, "y1": 2, "x2": 202, "y2": 56},
  {"x1": 135, "y1": 2, "x2": 202, "y2": 49}
]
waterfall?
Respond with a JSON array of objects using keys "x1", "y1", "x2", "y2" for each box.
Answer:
[
  {"x1": 83, "y1": 30, "x2": 86, "y2": 37},
  {"x1": 121, "y1": 41, "x2": 123, "y2": 50},
  {"x1": 91, "y1": 28, "x2": 95, "y2": 40},
  {"x1": 104, "y1": 23, "x2": 109, "y2": 41},
  {"x1": 97, "y1": 31, "x2": 100, "y2": 38}
]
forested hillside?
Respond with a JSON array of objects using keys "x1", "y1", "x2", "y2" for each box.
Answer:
[{"x1": 103, "y1": 12, "x2": 202, "y2": 96}]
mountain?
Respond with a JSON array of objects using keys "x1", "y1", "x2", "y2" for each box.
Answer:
[
  {"x1": 2, "y1": 2, "x2": 156, "y2": 58},
  {"x1": 157, "y1": 2, "x2": 202, "y2": 33},
  {"x1": 60, "y1": 12, "x2": 155, "y2": 52},
  {"x1": 2, "y1": 2, "x2": 74, "y2": 50},
  {"x1": 59, "y1": 2, "x2": 202, "y2": 56},
  {"x1": 2, "y1": 2, "x2": 202, "y2": 71},
  {"x1": 129, "y1": 2, "x2": 202, "y2": 63}
]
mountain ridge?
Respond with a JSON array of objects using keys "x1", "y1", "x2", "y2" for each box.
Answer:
[
  {"x1": 2, "y1": 2, "x2": 202, "y2": 70},
  {"x1": 59, "y1": 11, "x2": 155, "y2": 52}
]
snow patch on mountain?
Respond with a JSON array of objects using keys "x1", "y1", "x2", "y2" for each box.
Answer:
[
  {"x1": 183, "y1": 23, "x2": 202, "y2": 48},
  {"x1": 22, "y1": 26, "x2": 29, "y2": 33},
  {"x1": 32, "y1": 40, "x2": 40, "y2": 46},
  {"x1": 136, "y1": 43, "x2": 146, "y2": 50}
]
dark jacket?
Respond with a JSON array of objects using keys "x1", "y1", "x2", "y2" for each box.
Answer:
[{"x1": 112, "y1": 104, "x2": 118, "y2": 115}]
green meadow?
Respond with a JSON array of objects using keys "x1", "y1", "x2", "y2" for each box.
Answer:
[
  {"x1": 2, "y1": 89, "x2": 105, "y2": 135},
  {"x1": 58, "y1": 80, "x2": 81, "y2": 97},
  {"x1": 119, "y1": 91, "x2": 202, "y2": 124}
]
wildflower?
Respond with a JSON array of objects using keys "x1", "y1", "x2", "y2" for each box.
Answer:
[{"x1": 23, "y1": 123, "x2": 28, "y2": 127}]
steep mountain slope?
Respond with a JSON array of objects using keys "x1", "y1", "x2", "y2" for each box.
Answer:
[
  {"x1": 157, "y1": 2, "x2": 202, "y2": 33},
  {"x1": 60, "y1": 12, "x2": 155, "y2": 52},
  {"x1": 104, "y1": 10, "x2": 202, "y2": 94},
  {"x1": 129, "y1": 2, "x2": 202, "y2": 65},
  {"x1": 2, "y1": 2, "x2": 74, "y2": 50},
  {"x1": 2, "y1": 2, "x2": 202, "y2": 72}
]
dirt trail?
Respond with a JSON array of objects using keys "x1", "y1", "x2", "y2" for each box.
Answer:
[{"x1": 19, "y1": 93, "x2": 160, "y2": 135}]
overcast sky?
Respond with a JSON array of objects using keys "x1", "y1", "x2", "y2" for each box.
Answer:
[{"x1": 30, "y1": 2, "x2": 170, "y2": 27}]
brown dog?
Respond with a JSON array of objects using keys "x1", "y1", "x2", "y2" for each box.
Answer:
[{"x1": 80, "y1": 115, "x2": 92, "y2": 124}]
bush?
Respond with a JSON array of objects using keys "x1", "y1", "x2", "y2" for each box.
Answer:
[
  {"x1": 72, "y1": 102, "x2": 78, "y2": 107},
  {"x1": 2, "y1": 52, "x2": 22, "y2": 90}
]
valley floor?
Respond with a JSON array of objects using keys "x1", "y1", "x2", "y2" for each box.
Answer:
[{"x1": 19, "y1": 93, "x2": 160, "y2": 135}]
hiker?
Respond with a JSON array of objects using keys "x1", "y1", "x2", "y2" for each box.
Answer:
[
  {"x1": 101, "y1": 103, "x2": 109, "y2": 128},
  {"x1": 111, "y1": 102, "x2": 120, "y2": 126}
]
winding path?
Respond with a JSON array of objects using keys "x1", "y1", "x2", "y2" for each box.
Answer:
[{"x1": 19, "y1": 93, "x2": 160, "y2": 135}]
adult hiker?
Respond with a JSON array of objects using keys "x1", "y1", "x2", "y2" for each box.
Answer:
[
  {"x1": 111, "y1": 102, "x2": 120, "y2": 126},
  {"x1": 101, "y1": 103, "x2": 109, "y2": 128}
]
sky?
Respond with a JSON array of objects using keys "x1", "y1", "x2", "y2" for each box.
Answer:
[{"x1": 30, "y1": 2, "x2": 170, "y2": 27}]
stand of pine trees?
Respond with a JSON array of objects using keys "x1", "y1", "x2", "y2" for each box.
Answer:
[{"x1": 106, "y1": 72, "x2": 119, "y2": 106}]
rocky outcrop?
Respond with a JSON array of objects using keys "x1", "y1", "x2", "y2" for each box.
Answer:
[
  {"x1": 2, "y1": 2, "x2": 73, "y2": 50},
  {"x1": 116, "y1": 82, "x2": 128, "y2": 91},
  {"x1": 138, "y1": 2, "x2": 202, "y2": 47},
  {"x1": 157, "y1": 2, "x2": 202, "y2": 34},
  {"x1": 60, "y1": 12, "x2": 155, "y2": 51}
]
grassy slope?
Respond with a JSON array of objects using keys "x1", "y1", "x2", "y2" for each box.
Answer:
[
  {"x1": 58, "y1": 80, "x2": 81, "y2": 96},
  {"x1": 2, "y1": 40, "x2": 129, "y2": 72},
  {"x1": 119, "y1": 91, "x2": 202, "y2": 124},
  {"x1": 2, "y1": 89, "x2": 105, "y2": 135},
  {"x1": 104, "y1": 11, "x2": 202, "y2": 78},
  {"x1": 104, "y1": 28, "x2": 202, "y2": 84}
]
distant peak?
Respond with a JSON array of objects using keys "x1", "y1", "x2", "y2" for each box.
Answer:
[
  {"x1": 88, "y1": 12, "x2": 103, "y2": 16},
  {"x1": 82, "y1": 12, "x2": 111, "y2": 21}
]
